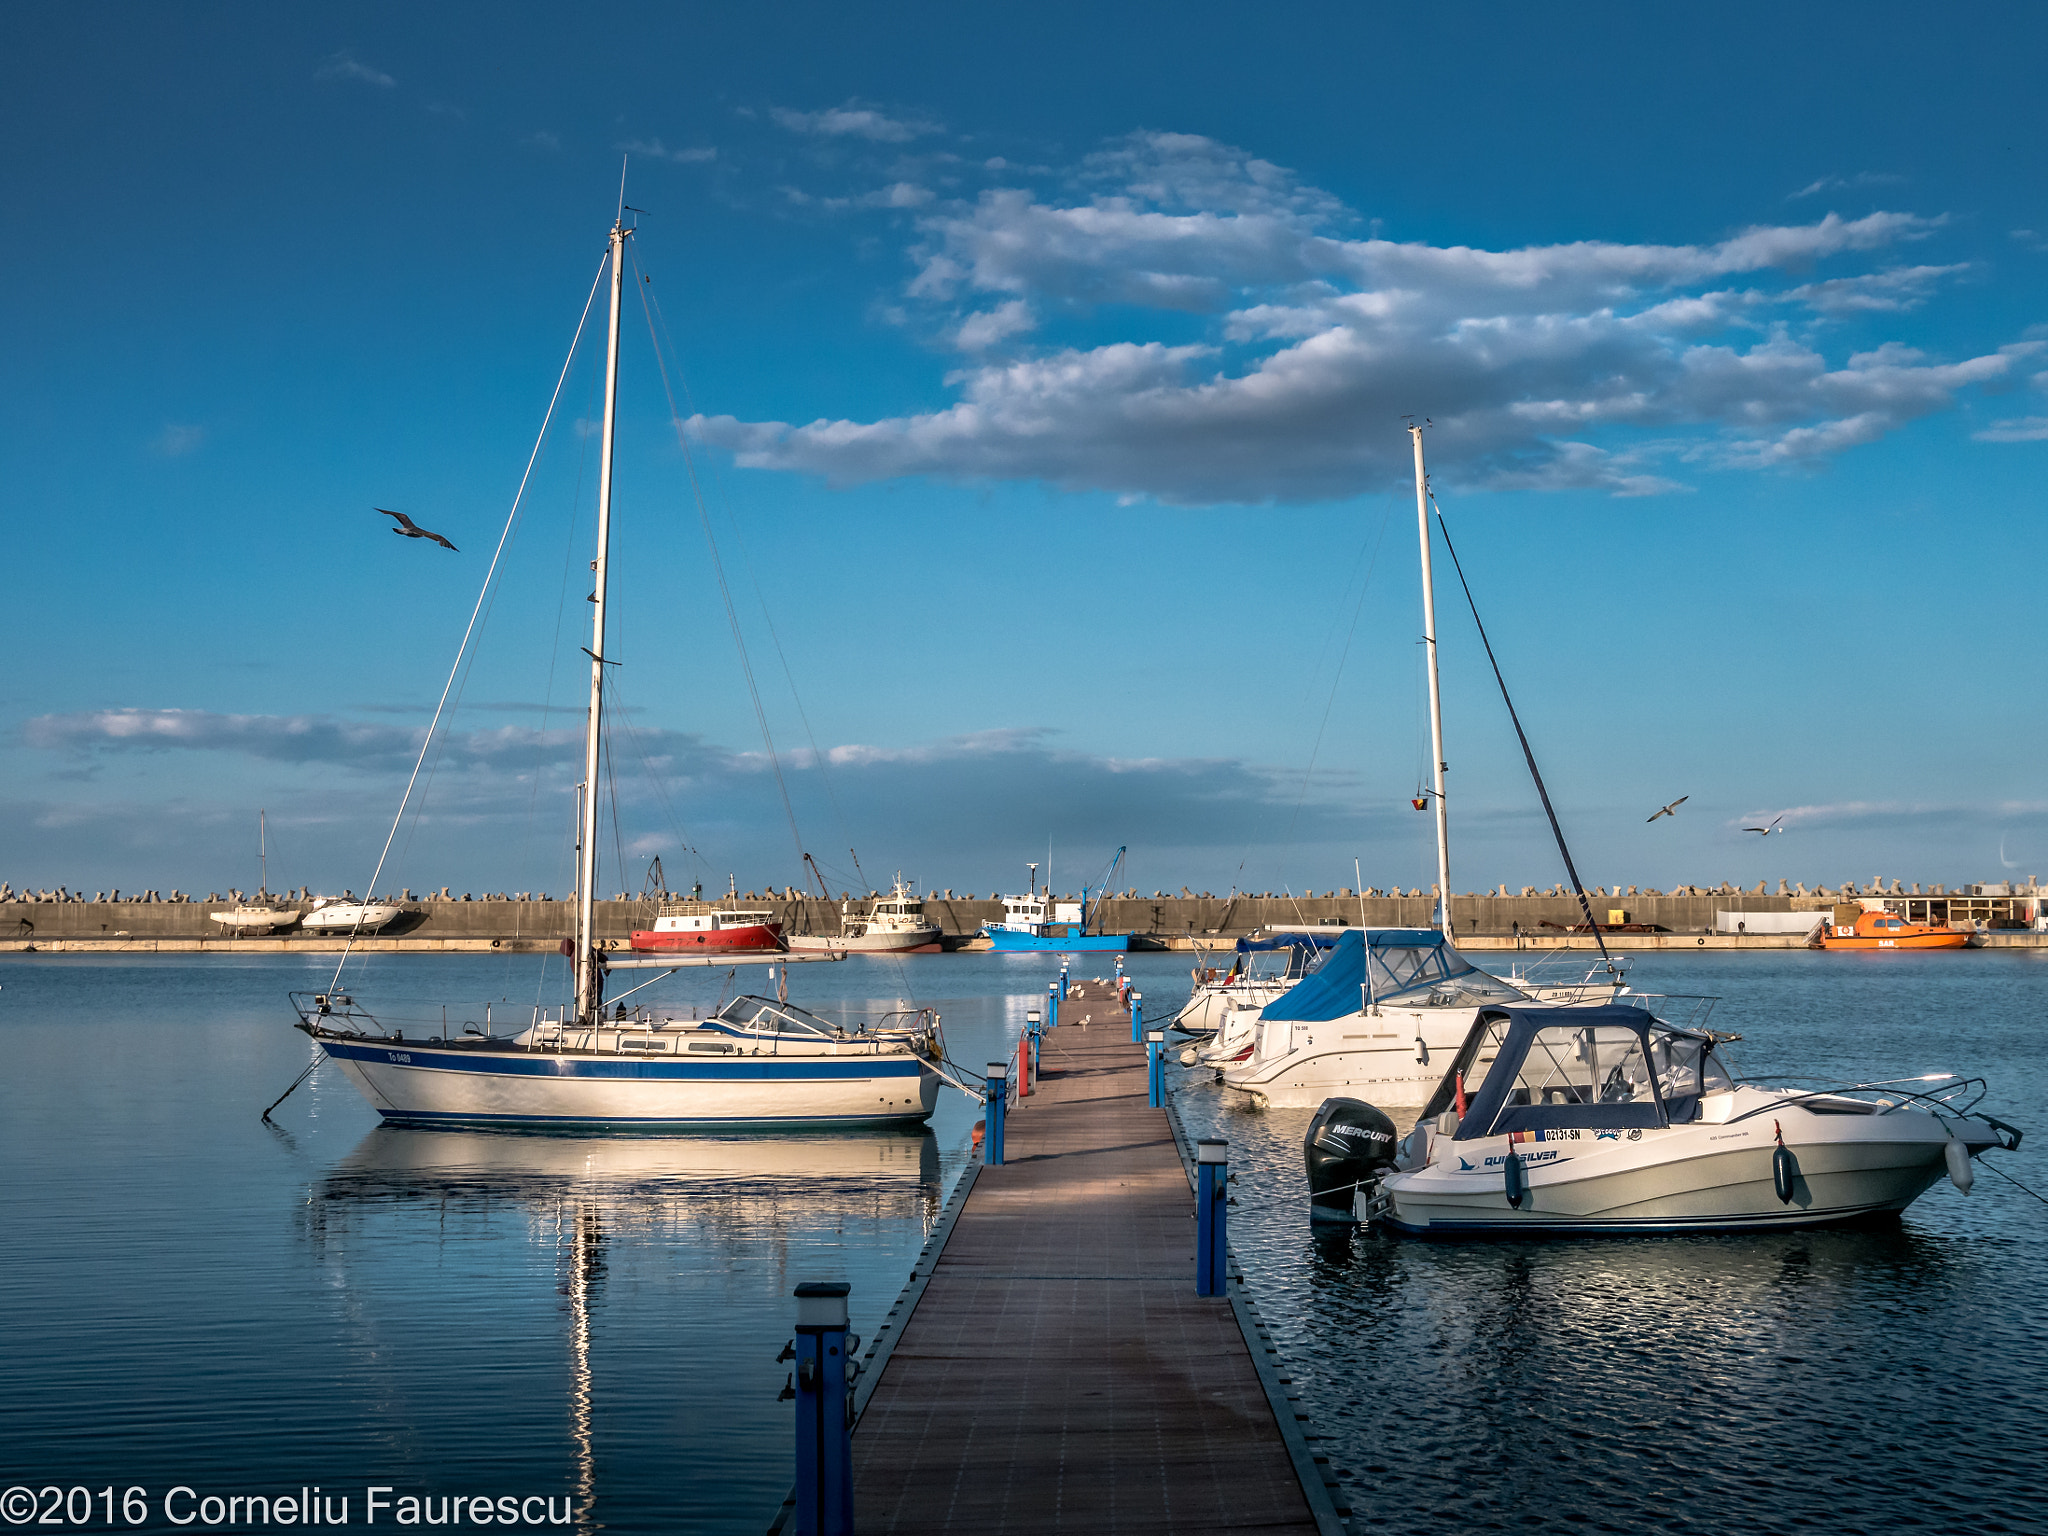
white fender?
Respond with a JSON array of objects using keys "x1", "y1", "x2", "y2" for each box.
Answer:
[{"x1": 1944, "y1": 1136, "x2": 1974, "y2": 1194}]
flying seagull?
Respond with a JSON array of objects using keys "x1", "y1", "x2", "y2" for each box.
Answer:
[
  {"x1": 377, "y1": 508, "x2": 458, "y2": 551},
  {"x1": 1646, "y1": 795, "x2": 1689, "y2": 823},
  {"x1": 1743, "y1": 815, "x2": 1785, "y2": 836}
]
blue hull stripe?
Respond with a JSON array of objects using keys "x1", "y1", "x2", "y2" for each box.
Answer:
[
  {"x1": 984, "y1": 934, "x2": 1129, "y2": 951},
  {"x1": 320, "y1": 1039, "x2": 928, "y2": 1081},
  {"x1": 1383, "y1": 1203, "x2": 1903, "y2": 1237},
  {"x1": 375, "y1": 1108, "x2": 935, "y2": 1128}
]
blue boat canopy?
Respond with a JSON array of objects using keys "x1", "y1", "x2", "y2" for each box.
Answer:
[
  {"x1": 1234, "y1": 933, "x2": 1342, "y2": 954},
  {"x1": 1259, "y1": 928, "x2": 1526, "y2": 1022}
]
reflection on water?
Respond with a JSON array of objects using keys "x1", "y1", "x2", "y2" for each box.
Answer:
[
  {"x1": 300, "y1": 1126, "x2": 944, "y2": 1536},
  {"x1": 1175, "y1": 949, "x2": 2048, "y2": 1533}
]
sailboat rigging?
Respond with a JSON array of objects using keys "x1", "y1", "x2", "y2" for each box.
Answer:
[{"x1": 284, "y1": 206, "x2": 947, "y2": 1129}]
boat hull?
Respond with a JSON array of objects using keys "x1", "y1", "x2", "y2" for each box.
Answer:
[
  {"x1": 211, "y1": 908, "x2": 301, "y2": 934},
  {"x1": 300, "y1": 904, "x2": 404, "y2": 934},
  {"x1": 629, "y1": 923, "x2": 784, "y2": 953},
  {"x1": 787, "y1": 930, "x2": 942, "y2": 954},
  {"x1": 1817, "y1": 931, "x2": 1972, "y2": 950},
  {"x1": 1225, "y1": 1021, "x2": 1479, "y2": 1110},
  {"x1": 1376, "y1": 1112, "x2": 1995, "y2": 1236},
  {"x1": 983, "y1": 930, "x2": 1129, "y2": 952},
  {"x1": 316, "y1": 1036, "x2": 940, "y2": 1128}
]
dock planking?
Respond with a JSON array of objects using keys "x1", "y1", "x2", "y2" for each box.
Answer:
[{"x1": 848, "y1": 980, "x2": 1326, "y2": 1534}]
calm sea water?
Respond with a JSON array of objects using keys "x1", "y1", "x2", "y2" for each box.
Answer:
[
  {"x1": 3, "y1": 949, "x2": 2041, "y2": 1535},
  {"x1": 1173, "y1": 949, "x2": 2048, "y2": 1535}
]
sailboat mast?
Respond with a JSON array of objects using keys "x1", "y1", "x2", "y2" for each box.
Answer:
[
  {"x1": 259, "y1": 809, "x2": 267, "y2": 896},
  {"x1": 576, "y1": 218, "x2": 628, "y2": 1024},
  {"x1": 1410, "y1": 425, "x2": 1452, "y2": 937}
]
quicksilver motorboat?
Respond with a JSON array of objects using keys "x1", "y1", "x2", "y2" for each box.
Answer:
[{"x1": 1305, "y1": 1002, "x2": 2022, "y2": 1235}]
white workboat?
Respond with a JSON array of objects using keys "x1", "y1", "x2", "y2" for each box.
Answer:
[
  {"x1": 1306, "y1": 1003, "x2": 2023, "y2": 1234},
  {"x1": 288, "y1": 207, "x2": 946, "y2": 1129},
  {"x1": 790, "y1": 877, "x2": 943, "y2": 954}
]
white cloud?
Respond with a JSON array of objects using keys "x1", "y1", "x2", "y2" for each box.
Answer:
[
  {"x1": 153, "y1": 423, "x2": 204, "y2": 456},
  {"x1": 685, "y1": 132, "x2": 2022, "y2": 505},
  {"x1": 1974, "y1": 416, "x2": 2048, "y2": 442},
  {"x1": 621, "y1": 137, "x2": 717, "y2": 164},
  {"x1": 315, "y1": 50, "x2": 395, "y2": 89},
  {"x1": 952, "y1": 300, "x2": 1036, "y2": 351},
  {"x1": 770, "y1": 102, "x2": 939, "y2": 143},
  {"x1": 1787, "y1": 171, "x2": 1905, "y2": 200}
]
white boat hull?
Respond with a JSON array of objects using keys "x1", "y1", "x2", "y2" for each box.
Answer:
[
  {"x1": 301, "y1": 903, "x2": 405, "y2": 934},
  {"x1": 1224, "y1": 1007, "x2": 1492, "y2": 1110},
  {"x1": 1377, "y1": 1105, "x2": 1999, "y2": 1235},
  {"x1": 211, "y1": 907, "x2": 301, "y2": 934},
  {"x1": 1175, "y1": 981, "x2": 1288, "y2": 1034},
  {"x1": 316, "y1": 1034, "x2": 942, "y2": 1128},
  {"x1": 788, "y1": 928, "x2": 942, "y2": 954}
]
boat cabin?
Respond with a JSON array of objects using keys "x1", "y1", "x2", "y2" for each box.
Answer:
[
  {"x1": 653, "y1": 900, "x2": 777, "y2": 933},
  {"x1": 1422, "y1": 1005, "x2": 1734, "y2": 1139}
]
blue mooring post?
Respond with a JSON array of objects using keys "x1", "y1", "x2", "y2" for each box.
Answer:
[
  {"x1": 1059, "y1": 964, "x2": 1070, "y2": 1001},
  {"x1": 985, "y1": 1060, "x2": 1008, "y2": 1165},
  {"x1": 1047, "y1": 984, "x2": 1059, "y2": 1046},
  {"x1": 1026, "y1": 1008, "x2": 1042, "y2": 1081},
  {"x1": 790, "y1": 1281, "x2": 853, "y2": 1536},
  {"x1": 1129, "y1": 989, "x2": 1143, "y2": 1044},
  {"x1": 1146, "y1": 1029, "x2": 1165, "y2": 1108},
  {"x1": 1196, "y1": 1139, "x2": 1228, "y2": 1296}
]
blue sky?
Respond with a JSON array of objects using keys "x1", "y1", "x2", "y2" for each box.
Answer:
[{"x1": 4, "y1": 2, "x2": 2046, "y2": 902}]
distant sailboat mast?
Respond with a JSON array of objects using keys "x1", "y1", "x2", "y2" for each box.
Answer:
[
  {"x1": 575, "y1": 215, "x2": 628, "y2": 1026},
  {"x1": 1410, "y1": 425, "x2": 1452, "y2": 937}
]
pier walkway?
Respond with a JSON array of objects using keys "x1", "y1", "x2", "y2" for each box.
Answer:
[{"x1": 846, "y1": 982, "x2": 1332, "y2": 1535}]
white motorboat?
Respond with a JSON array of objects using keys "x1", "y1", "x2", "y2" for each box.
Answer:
[
  {"x1": 300, "y1": 898, "x2": 407, "y2": 934},
  {"x1": 1175, "y1": 932, "x2": 1339, "y2": 1036},
  {"x1": 1305, "y1": 1002, "x2": 2023, "y2": 1234},
  {"x1": 288, "y1": 208, "x2": 953, "y2": 1130},
  {"x1": 789, "y1": 877, "x2": 943, "y2": 953}
]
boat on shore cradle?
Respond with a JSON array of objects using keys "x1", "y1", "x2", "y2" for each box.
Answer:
[
  {"x1": 1813, "y1": 907, "x2": 1975, "y2": 951},
  {"x1": 300, "y1": 897, "x2": 406, "y2": 935},
  {"x1": 210, "y1": 811, "x2": 301, "y2": 933},
  {"x1": 789, "y1": 878, "x2": 943, "y2": 954}
]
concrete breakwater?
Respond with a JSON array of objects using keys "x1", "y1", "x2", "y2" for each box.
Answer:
[{"x1": 5, "y1": 885, "x2": 2033, "y2": 951}]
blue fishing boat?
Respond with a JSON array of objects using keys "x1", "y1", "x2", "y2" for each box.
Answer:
[{"x1": 981, "y1": 850, "x2": 1131, "y2": 952}]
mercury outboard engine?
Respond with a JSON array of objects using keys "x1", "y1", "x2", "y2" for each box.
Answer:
[{"x1": 1304, "y1": 1097, "x2": 1400, "y2": 1224}]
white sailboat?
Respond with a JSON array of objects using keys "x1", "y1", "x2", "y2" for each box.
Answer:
[
  {"x1": 210, "y1": 810, "x2": 302, "y2": 933},
  {"x1": 291, "y1": 208, "x2": 946, "y2": 1129},
  {"x1": 1223, "y1": 428, "x2": 1620, "y2": 1111}
]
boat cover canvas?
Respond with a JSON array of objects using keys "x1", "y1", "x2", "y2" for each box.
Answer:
[
  {"x1": 1259, "y1": 928, "x2": 1483, "y2": 1022},
  {"x1": 1235, "y1": 933, "x2": 1342, "y2": 954},
  {"x1": 1452, "y1": 1003, "x2": 1664, "y2": 1140}
]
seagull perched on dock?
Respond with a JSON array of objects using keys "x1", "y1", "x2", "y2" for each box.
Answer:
[
  {"x1": 1646, "y1": 796, "x2": 1689, "y2": 823},
  {"x1": 377, "y1": 508, "x2": 458, "y2": 551},
  {"x1": 1743, "y1": 815, "x2": 1786, "y2": 836}
]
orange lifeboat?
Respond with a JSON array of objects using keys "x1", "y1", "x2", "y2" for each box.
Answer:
[{"x1": 1813, "y1": 909, "x2": 1972, "y2": 951}]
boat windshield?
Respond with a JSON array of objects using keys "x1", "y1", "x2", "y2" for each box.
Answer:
[
  {"x1": 1367, "y1": 935, "x2": 1524, "y2": 1005},
  {"x1": 1454, "y1": 1008, "x2": 1732, "y2": 1137},
  {"x1": 710, "y1": 996, "x2": 838, "y2": 1039}
]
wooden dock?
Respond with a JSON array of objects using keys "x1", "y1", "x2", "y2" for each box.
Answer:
[{"x1": 832, "y1": 980, "x2": 1344, "y2": 1535}]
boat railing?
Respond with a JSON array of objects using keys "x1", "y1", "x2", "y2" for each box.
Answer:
[
  {"x1": 1731, "y1": 1073, "x2": 2004, "y2": 1125},
  {"x1": 1617, "y1": 991, "x2": 1721, "y2": 1030}
]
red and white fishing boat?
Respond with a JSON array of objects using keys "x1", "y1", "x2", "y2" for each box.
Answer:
[{"x1": 630, "y1": 892, "x2": 784, "y2": 953}]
